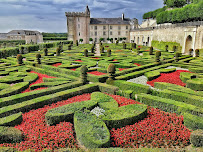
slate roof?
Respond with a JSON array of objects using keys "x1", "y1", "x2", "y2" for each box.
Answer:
[
  {"x1": 7, "y1": 30, "x2": 41, "y2": 35},
  {"x1": 90, "y1": 18, "x2": 131, "y2": 25}
]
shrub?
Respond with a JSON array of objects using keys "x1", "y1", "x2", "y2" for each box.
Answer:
[
  {"x1": 100, "y1": 46, "x2": 104, "y2": 53},
  {"x1": 175, "y1": 52, "x2": 181, "y2": 62},
  {"x1": 144, "y1": 71, "x2": 160, "y2": 81},
  {"x1": 155, "y1": 51, "x2": 161, "y2": 62},
  {"x1": 76, "y1": 40, "x2": 78, "y2": 46},
  {"x1": 80, "y1": 65, "x2": 88, "y2": 84},
  {"x1": 0, "y1": 112, "x2": 22, "y2": 126},
  {"x1": 123, "y1": 43, "x2": 126, "y2": 49},
  {"x1": 149, "y1": 46, "x2": 153, "y2": 55},
  {"x1": 0, "y1": 126, "x2": 22, "y2": 143},
  {"x1": 91, "y1": 46, "x2": 94, "y2": 53},
  {"x1": 89, "y1": 38, "x2": 93, "y2": 42},
  {"x1": 79, "y1": 39, "x2": 83, "y2": 42},
  {"x1": 56, "y1": 48, "x2": 60, "y2": 56},
  {"x1": 165, "y1": 45, "x2": 168, "y2": 52},
  {"x1": 19, "y1": 46, "x2": 24, "y2": 54},
  {"x1": 186, "y1": 78, "x2": 203, "y2": 91},
  {"x1": 189, "y1": 49, "x2": 193, "y2": 56},
  {"x1": 190, "y1": 129, "x2": 203, "y2": 147},
  {"x1": 173, "y1": 45, "x2": 177, "y2": 52},
  {"x1": 180, "y1": 72, "x2": 197, "y2": 83},
  {"x1": 107, "y1": 49, "x2": 111, "y2": 57},
  {"x1": 195, "y1": 49, "x2": 200, "y2": 57},
  {"x1": 107, "y1": 64, "x2": 116, "y2": 79},
  {"x1": 131, "y1": 43, "x2": 136, "y2": 49},
  {"x1": 16, "y1": 54, "x2": 23, "y2": 65},
  {"x1": 67, "y1": 44, "x2": 71, "y2": 50},
  {"x1": 183, "y1": 113, "x2": 203, "y2": 130},
  {"x1": 116, "y1": 40, "x2": 119, "y2": 45},
  {"x1": 84, "y1": 49, "x2": 88, "y2": 57},
  {"x1": 44, "y1": 48, "x2": 48, "y2": 56},
  {"x1": 36, "y1": 54, "x2": 41, "y2": 64}
]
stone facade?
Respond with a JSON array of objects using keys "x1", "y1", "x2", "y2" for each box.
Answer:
[
  {"x1": 65, "y1": 6, "x2": 138, "y2": 43},
  {"x1": 130, "y1": 22, "x2": 203, "y2": 55},
  {"x1": 0, "y1": 30, "x2": 43, "y2": 44}
]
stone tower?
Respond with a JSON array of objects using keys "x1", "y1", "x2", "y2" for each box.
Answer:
[{"x1": 65, "y1": 6, "x2": 90, "y2": 43}]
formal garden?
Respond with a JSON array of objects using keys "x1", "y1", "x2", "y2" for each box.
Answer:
[{"x1": 0, "y1": 40, "x2": 202, "y2": 151}]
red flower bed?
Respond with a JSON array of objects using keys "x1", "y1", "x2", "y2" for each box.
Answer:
[
  {"x1": 52, "y1": 63, "x2": 62, "y2": 67},
  {"x1": 134, "y1": 63, "x2": 141, "y2": 66},
  {"x1": 91, "y1": 57, "x2": 100, "y2": 59},
  {"x1": 105, "y1": 46, "x2": 109, "y2": 47},
  {"x1": 0, "y1": 94, "x2": 191, "y2": 151},
  {"x1": 147, "y1": 70, "x2": 192, "y2": 87},
  {"x1": 22, "y1": 71, "x2": 56, "y2": 93},
  {"x1": 113, "y1": 59, "x2": 118, "y2": 61},
  {"x1": 70, "y1": 68, "x2": 77, "y2": 71},
  {"x1": 118, "y1": 68, "x2": 128, "y2": 71},
  {"x1": 87, "y1": 71, "x2": 106, "y2": 76},
  {"x1": 74, "y1": 60, "x2": 83, "y2": 62}
]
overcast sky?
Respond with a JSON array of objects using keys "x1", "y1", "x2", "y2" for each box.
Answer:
[{"x1": 0, "y1": 0, "x2": 163, "y2": 33}]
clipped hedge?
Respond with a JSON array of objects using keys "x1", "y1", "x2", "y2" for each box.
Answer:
[
  {"x1": 0, "y1": 112, "x2": 23, "y2": 126},
  {"x1": 189, "y1": 67, "x2": 203, "y2": 73},
  {"x1": 151, "y1": 89, "x2": 203, "y2": 108},
  {"x1": 187, "y1": 78, "x2": 203, "y2": 91},
  {"x1": 190, "y1": 129, "x2": 203, "y2": 147},
  {"x1": 0, "y1": 82, "x2": 29, "y2": 98},
  {"x1": 45, "y1": 100, "x2": 97, "y2": 125},
  {"x1": 137, "y1": 93, "x2": 203, "y2": 117},
  {"x1": 0, "y1": 126, "x2": 22, "y2": 143},
  {"x1": 100, "y1": 104, "x2": 148, "y2": 129},
  {"x1": 0, "y1": 76, "x2": 24, "y2": 84},
  {"x1": 151, "y1": 40, "x2": 182, "y2": 52},
  {"x1": 95, "y1": 83, "x2": 119, "y2": 95},
  {"x1": 30, "y1": 81, "x2": 69, "y2": 90},
  {"x1": 144, "y1": 71, "x2": 160, "y2": 81},
  {"x1": 0, "y1": 83, "x2": 10, "y2": 91},
  {"x1": 182, "y1": 113, "x2": 203, "y2": 130},
  {"x1": 43, "y1": 77, "x2": 71, "y2": 82},
  {"x1": 91, "y1": 92, "x2": 118, "y2": 110},
  {"x1": 74, "y1": 110, "x2": 110, "y2": 148},
  {"x1": 180, "y1": 72, "x2": 197, "y2": 83}
]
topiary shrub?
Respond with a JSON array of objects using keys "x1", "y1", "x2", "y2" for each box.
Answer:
[
  {"x1": 116, "y1": 40, "x2": 119, "y2": 45},
  {"x1": 123, "y1": 43, "x2": 126, "y2": 49},
  {"x1": 36, "y1": 54, "x2": 41, "y2": 64},
  {"x1": 76, "y1": 40, "x2": 78, "y2": 46},
  {"x1": 80, "y1": 65, "x2": 88, "y2": 84},
  {"x1": 132, "y1": 43, "x2": 136, "y2": 49},
  {"x1": 173, "y1": 45, "x2": 177, "y2": 52},
  {"x1": 149, "y1": 46, "x2": 153, "y2": 55},
  {"x1": 165, "y1": 45, "x2": 168, "y2": 52},
  {"x1": 16, "y1": 54, "x2": 23, "y2": 65},
  {"x1": 91, "y1": 46, "x2": 94, "y2": 53},
  {"x1": 189, "y1": 49, "x2": 193, "y2": 56},
  {"x1": 175, "y1": 52, "x2": 181, "y2": 62},
  {"x1": 195, "y1": 49, "x2": 199, "y2": 57},
  {"x1": 2, "y1": 50, "x2": 7, "y2": 59},
  {"x1": 107, "y1": 64, "x2": 116, "y2": 84},
  {"x1": 19, "y1": 46, "x2": 24, "y2": 54},
  {"x1": 84, "y1": 49, "x2": 88, "y2": 57},
  {"x1": 190, "y1": 129, "x2": 203, "y2": 147},
  {"x1": 107, "y1": 49, "x2": 111, "y2": 57},
  {"x1": 186, "y1": 78, "x2": 203, "y2": 91},
  {"x1": 44, "y1": 48, "x2": 48, "y2": 56},
  {"x1": 56, "y1": 48, "x2": 60, "y2": 56},
  {"x1": 68, "y1": 44, "x2": 71, "y2": 50},
  {"x1": 100, "y1": 46, "x2": 104, "y2": 53},
  {"x1": 155, "y1": 51, "x2": 161, "y2": 62}
]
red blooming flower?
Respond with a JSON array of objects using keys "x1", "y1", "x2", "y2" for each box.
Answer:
[
  {"x1": 134, "y1": 63, "x2": 141, "y2": 66},
  {"x1": 74, "y1": 60, "x2": 83, "y2": 62},
  {"x1": 87, "y1": 71, "x2": 106, "y2": 76},
  {"x1": 52, "y1": 63, "x2": 62, "y2": 67}
]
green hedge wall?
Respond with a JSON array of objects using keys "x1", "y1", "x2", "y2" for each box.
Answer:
[
  {"x1": 0, "y1": 112, "x2": 23, "y2": 127},
  {"x1": 143, "y1": 7, "x2": 166, "y2": 19},
  {"x1": 151, "y1": 40, "x2": 182, "y2": 52},
  {"x1": 43, "y1": 37, "x2": 67, "y2": 40},
  {"x1": 0, "y1": 126, "x2": 22, "y2": 143}
]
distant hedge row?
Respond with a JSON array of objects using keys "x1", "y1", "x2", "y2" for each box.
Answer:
[
  {"x1": 0, "y1": 40, "x2": 25, "y2": 45},
  {"x1": 151, "y1": 40, "x2": 182, "y2": 52},
  {"x1": 43, "y1": 37, "x2": 67, "y2": 41},
  {"x1": 143, "y1": 7, "x2": 166, "y2": 19},
  {"x1": 156, "y1": 2, "x2": 203, "y2": 24}
]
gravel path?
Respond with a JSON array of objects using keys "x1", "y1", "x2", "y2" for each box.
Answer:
[{"x1": 165, "y1": 66, "x2": 189, "y2": 71}]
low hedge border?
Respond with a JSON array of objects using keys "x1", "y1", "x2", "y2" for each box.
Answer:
[
  {"x1": 30, "y1": 81, "x2": 70, "y2": 90},
  {"x1": 0, "y1": 76, "x2": 24, "y2": 84},
  {"x1": 74, "y1": 110, "x2": 110, "y2": 148},
  {"x1": 0, "y1": 82, "x2": 29, "y2": 98},
  {"x1": 43, "y1": 78, "x2": 71, "y2": 82},
  {"x1": 0, "y1": 84, "x2": 99, "y2": 118},
  {"x1": 0, "y1": 81, "x2": 83, "y2": 108},
  {"x1": 0, "y1": 126, "x2": 22, "y2": 144},
  {"x1": 95, "y1": 83, "x2": 119, "y2": 95},
  {"x1": 0, "y1": 112, "x2": 23, "y2": 127},
  {"x1": 45, "y1": 100, "x2": 97, "y2": 125},
  {"x1": 144, "y1": 71, "x2": 160, "y2": 81},
  {"x1": 0, "y1": 83, "x2": 10, "y2": 91},
  {"x1": 100, "y1": 104, "x2": 148, "y2": 129},
  {"x1": 180, "y1": 72, "x2": 197, "y2": 83},
  {"x1": 190, "y1": 129, "x2": 203, "y2": 147},
  {"x1": 182, "y1": 112, "x2": 203, "y2": 130},
  {"x1": 151, "y1": 89, "x2": 203, "y2": 108},
  {"x1": 186, "y1": 78, "x2": 203, "y2": 91},
  {"x1": 154, "y1": 82, "x2": 203, "y2": 97},
  {"x1": 137, "y1": 93, "x2": 203, "y2": 117}
]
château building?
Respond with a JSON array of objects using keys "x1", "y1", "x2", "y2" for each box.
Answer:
[{"x1": 65, "y1": 6, "x2": 138, "y2": 43}]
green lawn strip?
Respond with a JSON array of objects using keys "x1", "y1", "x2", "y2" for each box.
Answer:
[
  {"x1": 0, "y1": 84, "x2": 99, "y2": 118},
  {"x1": 0, "y1": 81, "x2": 83, "y2": 108},
  {"x1": 45, "y1": 100, "x2": 97, "y2": 125},
  {"x1": 137, "y1": 93, "x2": 203, "y2": 117},
  {"x1": 0, "y1": 112, "x2": 22, "y2": 126},
  {"x1": 0, "y1": 82, "x2": 29, "y2": 98},
  {"x1": 74, "y1": 110, "x2": 110, "y2": 148},
  {"x1": 154, "y1": 82, "x2": 203, "y2": 97},
  {"x1": 151, "y1": 89, "x2": 203, "y2": 108}
]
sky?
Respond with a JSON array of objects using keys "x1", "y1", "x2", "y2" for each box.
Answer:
[{"x1": 0, "y1": 0, "x2": 164, "y2": 33}]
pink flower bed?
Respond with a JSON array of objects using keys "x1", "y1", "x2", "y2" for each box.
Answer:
[
  {"x1": 51, "y1": 63, "x2": 62, "y2": 67},
  {"x1": 118, "y1": 68, "x2": 128, "y2": 71},
  {"x1": 74, "y1": 60, "x2": 83, "y2": 62},
  {"x1": 87, "y1": 71, "x2": 106, "y2": 76},
  {"x1": 147, "y1": 70, "x2": 192, "y2": 87}
]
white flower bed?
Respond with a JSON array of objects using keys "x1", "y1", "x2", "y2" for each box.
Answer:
[
  {"x1": 165, "y1": 66, "x2": 189, "y2": 71},
  {"x1": 91, "y1": 106, "x2": 105, "y2": 117}
]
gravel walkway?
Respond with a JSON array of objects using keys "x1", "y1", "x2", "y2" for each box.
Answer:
[{"x1": 165, "y1": 66, "x2": 189, "y2": 71}]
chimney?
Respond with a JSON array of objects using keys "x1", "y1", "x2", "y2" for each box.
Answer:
[{"x1": 122, "y1": 13, "x2": 124, "y2": 20}]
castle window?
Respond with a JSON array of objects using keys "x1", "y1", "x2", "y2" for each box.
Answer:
[
  {"x1": 126, "y1": 31, "x2": 128, "y2": 35},
  {"x1": 94, "y1": 26, "x2": 97, "y2": 30},
  {"x1": 103, "y1": 26, "x2": 106, "y2": 30},
  {"x1": 95, "y1": 38, "x2": 97, "y2": 42},
  {"x1": 79, "y1": 32, "x2": 80, "y2": 36},
  {"x1": 95, "y1": 31, "x2": 97, "y2": 36},
  {"x1": 110, "y1": 31, "x2": 112, "y2": 35},
  {"x1": 78, "y1": 24, "x2": 80, "y2": 28},
  {"x1": 118, "y1": 26, "x2": 121, "y2": 30},
  {"x1": 126, "y1": 26, "x2": 128, "y2": 30},
  {"x1": 110, "y1": 26, "x2": 112, "y2": 30},
  {"x1": 118, "y1": 31, "x2": 121, "y2": 35},
  {"x1": 91, "y1": 26, "x2": 93, "y2": 30},
  {"x1": 103, "y1": 31, "x2": 106, "y2": 36}
]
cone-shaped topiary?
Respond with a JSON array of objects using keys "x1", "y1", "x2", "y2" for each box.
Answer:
[
  {"x1": 195, "y1": 49, "x2": 199, "y2": 57},
  {"x1": 56, "y1": 48, "x2": 60, "y2": 56},
  {"x1": 165, "y1": 45, "x2": 168, "y2": 52},
  {"x1": 189, "y1": 49, "x2": 193, "y2": 56},
  {"x1": 173, "y1": 46, "x2": 177, "y2": 52},
  {"x1": 91, "y1": 46, "x2": 94, "y2": 53},
  {"x1": 175, "y1": 52, "x2": 181, "y2": 62},
  {"x1": 80, "y1": 65, "x2": 88, "y2": 84},
  {"x1": 116, "y1": 40, "x2": 119, "y2": 45},
  {"x1": 68, "y1": 44, "x2": 71, "y2": 50},
  {"x1": 36, "y1": 54, "x2": 41, "y2": 64},
  {"x1": 149, "y1": 46, "x2": 153, "y2": 55},
  {"x1": 17, "y1": 54, "x2": 23, "y2": 65},
  {"x1": 100, "y1": 46, "x2": 104, "y2": 53},
  {"x1": 20, "y1": 46, "x2": 24, "y2": 54},
  {"x1": 155, "y1": 51, "x2": 161, "y2": 62},
  {"x1": 107, "y1": 49, "x2": 111, "y2": 57},
  {"x1": 84, "y1": 49, "x2": 88, "y2": 57},
  {"x1": 131, "y1": 43, "x2": 136, "y2": 49},
  {"x1": 44, "y1": 48, "x2": 48, "y2": 56},
  {"x1": 107, "y1": 64, "x2": 116, "y2": 84},
  {"x1": 76, "y1": 40, "x2": 78, "y2": 46},
  {"x1": 123, "y1": 43, "x2": 126, "y2": 49}
]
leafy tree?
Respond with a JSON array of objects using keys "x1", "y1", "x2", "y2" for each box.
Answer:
[{"x1": 164, "y1": 0, "x2": 186, "y2": 8}]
